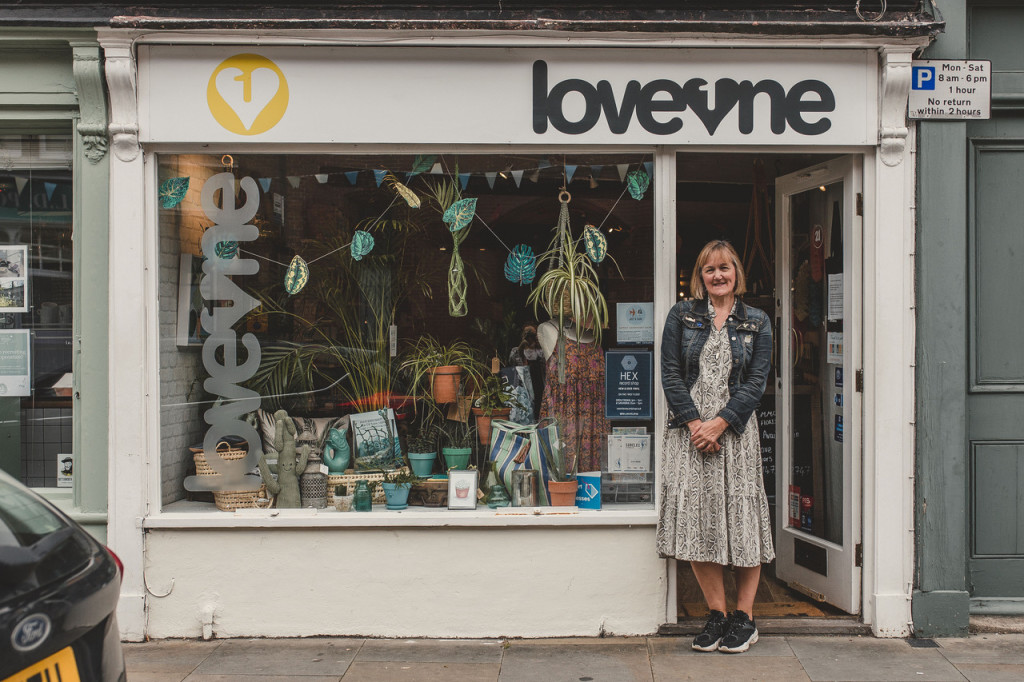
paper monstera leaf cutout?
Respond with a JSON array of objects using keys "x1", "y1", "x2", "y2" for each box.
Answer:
[
  {"x1": 626, "y1": 169, "x2": 650, "y2": 200},
  {"x1": 351, "y1": 230, "x2": 375, "y2": 261},
  {"x1": 159, "y1": 176, "x2": 190, "y2": 209},
  {"x1": 391, "y1": 180, "x2": 421, "y2": 208},
  {"x1": 504, "y1": 244, "x2": 537, "y2": 285},
  {"x1": 583, "y1": 225, "x2": 607, "y2": 263},
  {"x1": 214, "y1": 240, "x2": 239, "y2": 259},
  {"x1": 284, "y1": 255, "x2": 309, "y2": 295},
  {"x1": 442, "y1": 198, "x2": 477, "y2": 232}
]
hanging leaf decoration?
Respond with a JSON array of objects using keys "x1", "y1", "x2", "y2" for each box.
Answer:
[
  {"x1": 351, "y1": 230, "x2": 375, "y2": 261},
  {"x1": 284, "y1": 255, "x2": 309, "y2": 295},
  {"x1": 392, "y1": 180, "x2": 421, "y2": 208},
  {"x1": 214, "y1": 240, "x2": 239, "y2": 259},
  {"x1": 626, "y1": 169, "x2": 650, "y2": 200},
  {"x1": 158, "y1": 176, "x2": 190, "y2": 209},
  {"x1": 583, "y1": 225, "x2": 608, "y2": 263},
  {"x1": 443, "y1": 197, "x2": 477, "y2": 232},
  {"x1": 410, "y1": 155, "x2": 437, "y2": 175},
  {"x1": 504, "y1": 244, "x2": 537, "y2": 285}
]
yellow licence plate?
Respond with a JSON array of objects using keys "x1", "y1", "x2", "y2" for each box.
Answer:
[{"x1": 2, "y1": 646, "x2": 80, "y2": 682}]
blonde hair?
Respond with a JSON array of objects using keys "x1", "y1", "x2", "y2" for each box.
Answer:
[{"x1": 690, "y1": 240, "x2": 747, "y2": 299}]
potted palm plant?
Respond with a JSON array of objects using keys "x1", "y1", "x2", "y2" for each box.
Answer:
[{"x1": 538, "y1": 420, "x2": 578, "y2": 506}]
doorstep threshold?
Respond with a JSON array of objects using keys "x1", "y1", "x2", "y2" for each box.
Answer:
[{"x1": 660, "y1": 617, "x2": 871, "y2": 636}]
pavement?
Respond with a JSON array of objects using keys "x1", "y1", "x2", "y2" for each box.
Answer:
[{"x1": 123, "y1": 632, "x2": 1024, "y2": 681}]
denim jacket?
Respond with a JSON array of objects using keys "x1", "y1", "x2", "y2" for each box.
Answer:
[{"x1": 660, "y1": 298, "x2": 772, "y2": 434}]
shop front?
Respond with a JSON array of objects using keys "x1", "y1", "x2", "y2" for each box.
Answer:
[{"x1": 101, "y1": 30, "x2": 930, "y2": 640}]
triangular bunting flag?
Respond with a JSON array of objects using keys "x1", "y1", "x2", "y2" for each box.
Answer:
[
  {"x1": 538, "y1": 159, "x2": 551, "y2": 169},
  {"x1": 459, "y1": 173, "x2": 471, "y2": 190},
  {"x1": 590, "y1": 165, "x2": 604, "y2": 178},
  {"x1": 565, "y1": 164, "x2": 578, "y2": 184},
  {"x1": 345, "y1": 171, "x2": 359, "y2": 185},
  {"x1": 617, "y1": 164, "x2": 630, "y2": 181},
  {"x1": 44, "y1": 182, "x2": 57, "y2": 201},
  {"x1": 315, "y1": 174, "x2": 329, "y2": 184},
  {"x1": 430, "y1": 162, "x2": 443, "y2": 174},
  {"x1": 643, "y1": 161, "x2": 654, "y2": 178},
  {"x1": 373, "y1": 170, "x2": 387, "y2": 187},
  {"x1": 511, "y1": 169, "x2": 524, "y2": 187},
  {"x1": 287, "y1": 176, "x2": 301, "y2": 189},
  {"x1": 14, "y1": 176, "x2": 27, "y2": 194},
  {"x1": 484, "y1": 172, "x2": 497, "y2": 189},
  {"x1": 258, "y1": 178, "x2": 271, "y2": 193}
]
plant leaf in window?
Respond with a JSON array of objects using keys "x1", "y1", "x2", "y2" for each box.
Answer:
[
  {"x1": 351, "y1": 230, "x2": 375, "y2": 261},
  {"x1": 214, "y1": 240, "x2": 239, "y2": 259},
  {"x1": 443, "y1": 197, "x2": 477, "y2": 232},
  {"x1": 504, "y1": 244, "x2": 537, "y2": 285},
  {"x1": 626, "y1": 169, "x2": 649, "y2": 200},
  {"x1": 391, "y1": 180, "x2": 421, "y2": 208},
  {"x1": 410, "y1": 155, "x2": 437, "y2": 175},
  {"x1": 159, "y1": 176, "x2": 190, "y2": 209},
  {"x1": 284, "y1": 255, "x2": 309, "y2": 295}
]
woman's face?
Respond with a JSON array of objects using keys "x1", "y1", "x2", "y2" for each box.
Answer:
[{"x1": 701, "y1": 249, "x2": 737, "y2": 299}]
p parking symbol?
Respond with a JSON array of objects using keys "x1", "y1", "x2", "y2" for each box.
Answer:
[{"x1": 913, "y1": 66, "x2": 936, "y2": 91}]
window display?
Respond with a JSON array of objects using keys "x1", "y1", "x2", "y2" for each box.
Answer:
[{"x1": 157, "y1": 152, "x2": 655, "y2": 513}]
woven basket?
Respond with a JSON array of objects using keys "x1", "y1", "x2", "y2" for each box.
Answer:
[
  {"x1": 214, "y1": 485, "x2": 273, "y2": 511},
  {"x1": 191, "y1": 441, "x2": 248, "y2": 476},
  {"x1": 327, "y1": 469, "x2": 409, "y2": 506}
]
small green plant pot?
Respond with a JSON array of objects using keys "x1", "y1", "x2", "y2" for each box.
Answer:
[
  {"x1": 381, "y1": 482, "x2": 413, "y2": 510},
  {"x1": 442, "y1": 446, "x2": 472, "y2": 470},
  {"x1": 407, "y1": 451, "x2": 437, "y2": 477}
]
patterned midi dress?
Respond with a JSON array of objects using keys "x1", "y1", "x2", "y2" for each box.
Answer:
[
  {"x1": 656, "y1": 310, "x2": 775, "y2": 567},
  {"x1": 540, "y1": 335, "x2": 609, "y2": 474}
]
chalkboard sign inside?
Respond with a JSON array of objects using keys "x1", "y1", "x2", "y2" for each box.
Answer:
[
  {"x1": 756, "y1": 391, "x2": 813, "y2": 505},
  {"x1": 756, "y1": 394, "x2": 776, "y2": 500}
]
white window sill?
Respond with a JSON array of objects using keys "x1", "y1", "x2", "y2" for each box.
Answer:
[{"x1": 147, "y1": 500, "x2": 657, "y2": 528}]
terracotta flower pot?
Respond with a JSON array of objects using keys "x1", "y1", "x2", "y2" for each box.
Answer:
[
  {"x1": 548, "y1": 479, "x2": 578, "y2": 507},
  {"x1": 430, "y1": 365, "x2": 461, "y2": 403},
  {"x1": 472, "y1": 407, "x2": 512, "y2": 445}
]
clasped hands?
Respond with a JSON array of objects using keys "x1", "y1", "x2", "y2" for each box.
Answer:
[{"x1": 687, "y1": 417, "x2": 728, "y2": 454}]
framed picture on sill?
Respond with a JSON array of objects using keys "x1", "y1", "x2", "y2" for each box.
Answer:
[{"x1": 447, "y1": 469, "x2": 479, "y2": 510}]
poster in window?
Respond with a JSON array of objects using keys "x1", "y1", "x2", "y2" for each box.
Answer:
[
  {"x1": 176, "y1": 253, "x2": 212, "y2": 347},
  {"x1": 0, "y1": 329, "x2": 31, "y2": 396},
  {"x1": 0, "y1": 246, "x2": 28, "y2": 313}
]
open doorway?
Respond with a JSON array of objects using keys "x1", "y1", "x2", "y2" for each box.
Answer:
[{"x1": 673, "y1": 151, "x2": 861, "y2": 620}]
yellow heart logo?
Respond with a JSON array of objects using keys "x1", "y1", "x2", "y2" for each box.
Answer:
[{"x1": 207, "y1": 54, "x2": 289, "y2": 135}]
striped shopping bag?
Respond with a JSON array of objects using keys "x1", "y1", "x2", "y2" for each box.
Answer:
[{"x1": 487, "y1": 419, "x2": 562, "y2": 506}]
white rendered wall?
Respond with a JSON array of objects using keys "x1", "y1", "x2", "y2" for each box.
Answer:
[{"x1": 143, "y1": 527, "x2": 666, "y2": 638}]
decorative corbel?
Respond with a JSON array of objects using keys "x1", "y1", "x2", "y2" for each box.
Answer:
[
  {"x1": 879, "y1": 48, "x2": 914, "y2": 167},
  {"x1": 70, "y1": 43, "x2": 109, "y2": 164},
  {"x1": 101, "y1": 39, "x2": 140, "y2": 163}
]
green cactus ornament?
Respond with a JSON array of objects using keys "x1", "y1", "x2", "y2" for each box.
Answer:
[{"x1": 258, "y1": 409, "x2": 310, "y2": 508}]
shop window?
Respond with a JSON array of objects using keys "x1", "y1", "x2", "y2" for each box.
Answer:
[
  {"x1": 157, "y1": 153, "x2": 654, "y2": 514},
  {"x1": 0, "y1": 135, "x2": 74, "y2": 488}
]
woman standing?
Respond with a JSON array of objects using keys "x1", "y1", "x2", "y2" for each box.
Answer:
[{"x1": 658, "y1": 240, "x2": 774, "y2": 653}]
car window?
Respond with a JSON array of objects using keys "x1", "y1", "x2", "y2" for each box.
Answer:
[{"x1": 0, "y1": 474, "x2": 94, "y2": 600}]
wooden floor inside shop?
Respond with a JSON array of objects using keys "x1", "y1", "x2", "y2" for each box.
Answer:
[{"x1": 676, "y1": 560, "x2": 847, "y2": 619}]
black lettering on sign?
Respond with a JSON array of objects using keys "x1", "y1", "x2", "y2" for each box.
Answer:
[{"x1": 533, "y1": 60, "x2": 836, "y2": 137}]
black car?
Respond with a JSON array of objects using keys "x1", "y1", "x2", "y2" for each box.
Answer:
[{"x1": 0, "y1": 470, "x2": 125, "y2": 682}]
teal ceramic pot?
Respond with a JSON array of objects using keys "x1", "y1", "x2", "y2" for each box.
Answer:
[
  {"x1": 442, "y1": 446, "x2": 472, "y2": 471},
  {"x1": 407, "y1": 451, "x2": 436, "y2": 477},
  {"x1": 382, "y1": 482, "x2": 412, "y2": 510}
]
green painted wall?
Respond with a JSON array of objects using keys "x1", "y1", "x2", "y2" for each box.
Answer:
[{"x1": 0, "y1": 29, "x2": 109, "y2": 539}]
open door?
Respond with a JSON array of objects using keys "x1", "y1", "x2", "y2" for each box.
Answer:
[{"x1": 774, "y1": 156, "x2": 862, "y2": 614}]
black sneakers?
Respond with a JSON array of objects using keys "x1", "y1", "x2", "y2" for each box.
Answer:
[
  {"x1": 718, "y1": 609, "x2": 759, "y2": 653},
  {"x1": 691, "y1": 610, "x2": 729, "y2": 651}
]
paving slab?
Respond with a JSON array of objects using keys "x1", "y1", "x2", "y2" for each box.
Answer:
[
  {"x1": 788, "y1": 636, "x2": 968, "y2": 682},
  {"x1": 951, "y1": 663, "x2": 1024, "y2": 682},
  {"x1": 937, "y1": 635, "x2": 1024, "y2": 664},
  {"x1": 341, "y1": 661, "x2": 500, "y2": 682},
  {"x1": 355, "y1": 638, "x2": 503, "y2": 664},
  {"x1": 125, "y1": 673, "x2": 192, "y2": 682},
  {"x1": 184, "y1": 676, "x2": 341, "y2": 682},
  {"x1": 191, "y1": 637, "x2": 361, "y2": 677},
  {"x1": 650, "y1": 655, "x2": 810, "y2": 681},
  {"x1": 124, "y1": 639, "x2": 221, "y2": 674},
  {"x1": 498, "y1": 637, "x2": 653, "y2": 682},
  {"x1": 649, "y1": 634, "x2": 795, "y2": 657}
]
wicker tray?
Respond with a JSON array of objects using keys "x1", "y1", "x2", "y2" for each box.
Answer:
[
  {"x1": 214, "y1": 486, "x2": 273, "y2": 511},
  {"x1": 327, "y1": 469, "x2": 409, "y2": 506}
]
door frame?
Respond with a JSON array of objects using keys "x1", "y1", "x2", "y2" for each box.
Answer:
[{"x1": 774, "y1": 155, "x2": 864, "y2": 615}]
